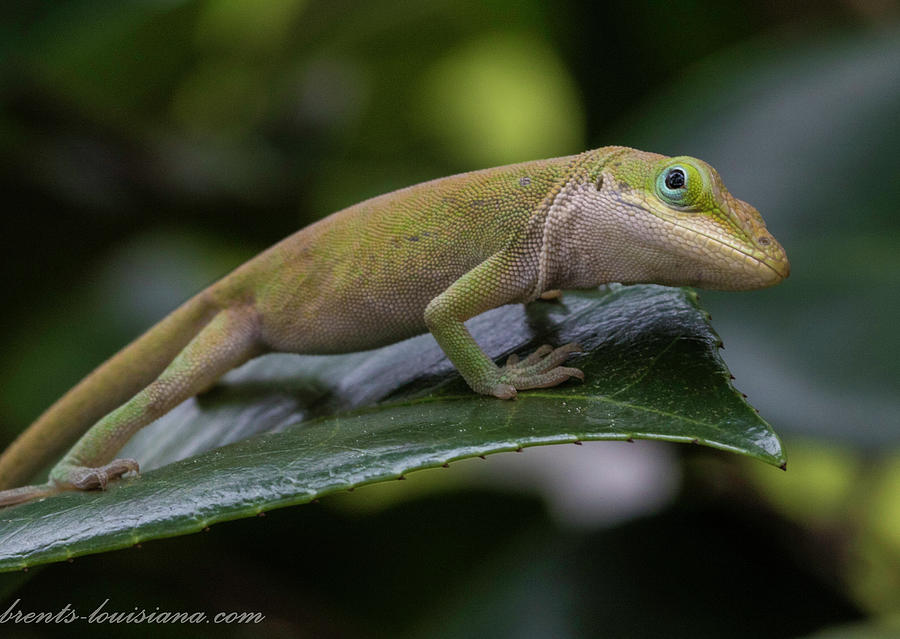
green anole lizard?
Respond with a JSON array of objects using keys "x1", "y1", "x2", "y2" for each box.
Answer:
[{"x1": 0, "y1": 147, "x2": 789, "y2": 507}]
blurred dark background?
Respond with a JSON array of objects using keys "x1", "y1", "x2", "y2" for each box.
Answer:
[{"x1": 1, "y1": 1, "x2": 898, "y2": 637}]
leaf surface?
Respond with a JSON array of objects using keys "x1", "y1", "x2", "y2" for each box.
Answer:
[{"x1": 0, "y1": 285, "x2": 783, "y2": 571}]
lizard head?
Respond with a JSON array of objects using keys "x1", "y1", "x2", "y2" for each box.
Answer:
[{"x1": 582, "y1": 148, "x2": 790, "y2": 291}]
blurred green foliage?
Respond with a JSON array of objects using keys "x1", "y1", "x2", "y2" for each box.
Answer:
[
  {"x1": 415, "y1": 33, "x2": 584, "y2": 165},
  {"x1": 0, "y1": 0, "x2": 898, "y2": 636}
]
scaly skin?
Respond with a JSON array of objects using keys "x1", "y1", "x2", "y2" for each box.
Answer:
[{"x1": 0, "y1": 146, "x2": 789, "y2": 506}]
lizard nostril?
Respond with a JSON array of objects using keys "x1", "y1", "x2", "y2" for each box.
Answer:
[{"x1": 758, "y1": 236, "x2": 771, "y2": 246}]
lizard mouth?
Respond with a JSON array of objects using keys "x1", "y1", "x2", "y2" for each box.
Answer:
[
  {"x1": 667, "y1": 219, "x2": 789, "y2": 283},
  {"x1": 617, "y1": 193, "x2": 790, "y2": 284},
  {"x1": 763, "y1": 257, "x2": 790, "y2": 280}
]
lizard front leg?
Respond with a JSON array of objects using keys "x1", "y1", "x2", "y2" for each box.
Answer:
[{"x1": 424, "y1": 252, "x2": 583, "y2": 399}]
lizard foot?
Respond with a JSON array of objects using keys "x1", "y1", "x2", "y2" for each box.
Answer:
[
  {"x1": 491, "y1": 343, "x2": 584, "y2": 399},
  {"x1": 538, "y1": 289, "x2": 563, "y2": 301},
  {"x1": 50, "y1": 458, "x2": 140, "y2": 491}
]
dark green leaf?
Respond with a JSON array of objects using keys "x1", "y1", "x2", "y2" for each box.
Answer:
[{"x1": 0, "y1": 285, "x2": 782, "y2": 571}]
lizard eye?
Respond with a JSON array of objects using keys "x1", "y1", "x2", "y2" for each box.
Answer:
[
  {"x1": 664, "y1": 168, "x2": 686, "y2": 190},
  {"x1": 656, "y1": 162, "x2": 701, "y2": 208}
]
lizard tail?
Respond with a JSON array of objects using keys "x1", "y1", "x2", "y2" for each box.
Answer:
[
  {"x1": 0, "y1": 483, "x2": 61, "y2": 507},
  {"x1": 0, "y1": 291, "x2": 221, "y2": 490}
]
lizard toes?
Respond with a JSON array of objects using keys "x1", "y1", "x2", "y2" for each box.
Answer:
[
  {"x1": 515, "y1": 344, "x2": 554, "y2": 367},
  {"x1": 53, "y1": 458, "x2": 140, "y2": 491},
  {"x1": 528, "y1": 343, "x2": 583, "y2": 374},
  {"x1": 509, "y1": 366, "x2": 584, "y2": 391}
]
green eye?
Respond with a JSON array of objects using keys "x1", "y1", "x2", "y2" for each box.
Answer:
[{"x1": 656, "y1": 163, "x2": 700, "y2": 207}]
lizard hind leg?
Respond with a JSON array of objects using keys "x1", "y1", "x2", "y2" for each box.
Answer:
[{"x1": 47, "y1": 306, "x2": 263, "y2": 494}]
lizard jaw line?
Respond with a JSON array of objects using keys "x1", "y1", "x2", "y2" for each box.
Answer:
[
  {"x1": 667, "y1": 219, "x2": 787, "y2": 283},
  {"x1": 621, "y1": 192, "x2": 785, "y2": 281}
]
